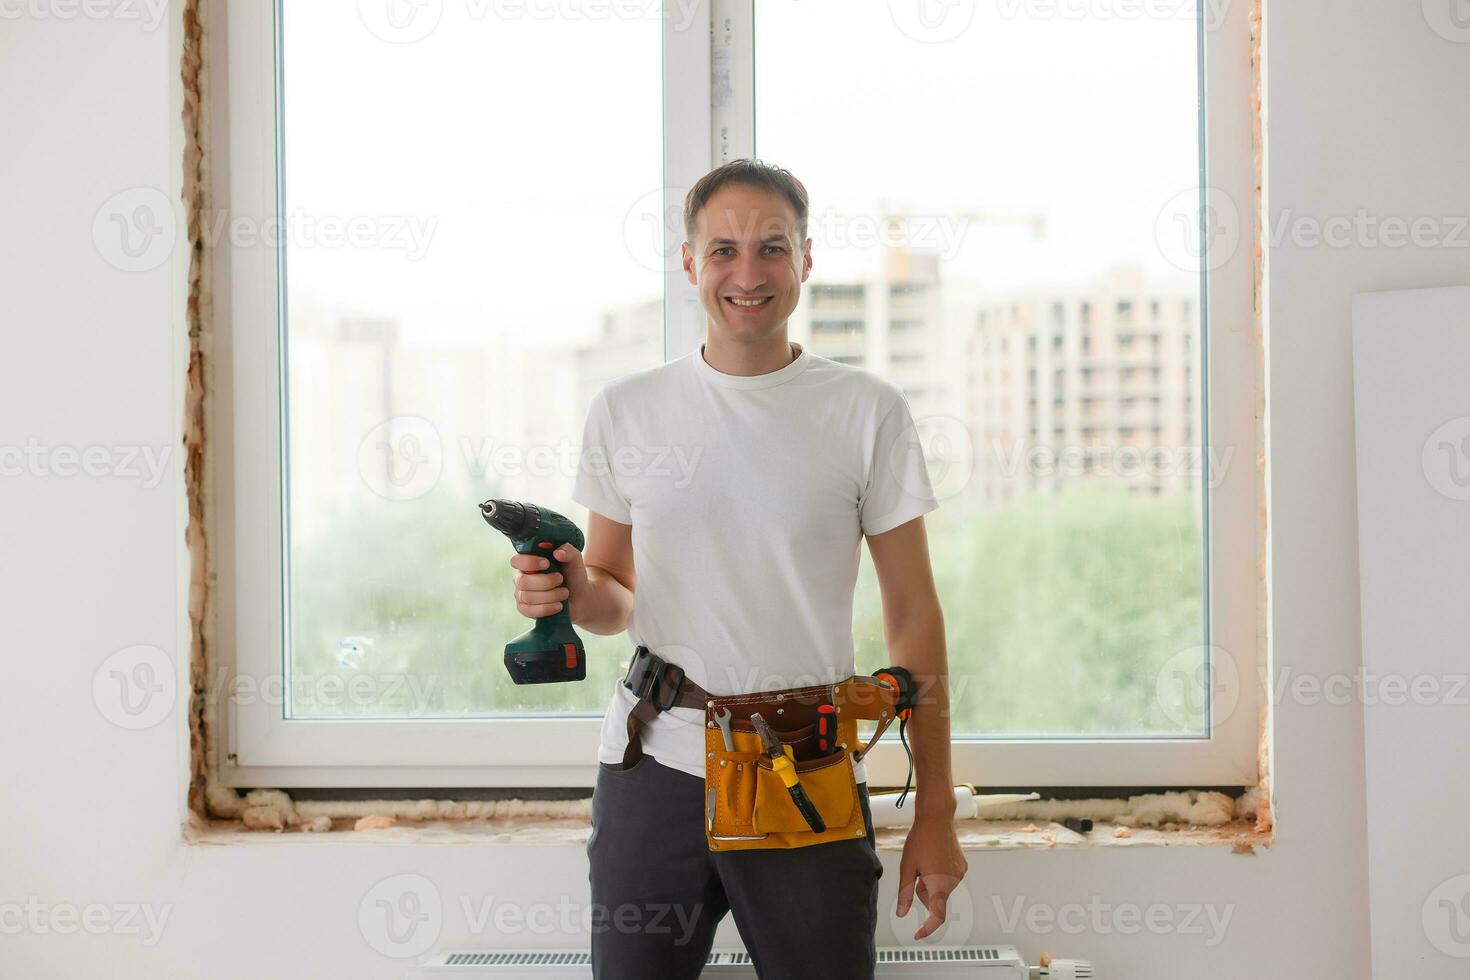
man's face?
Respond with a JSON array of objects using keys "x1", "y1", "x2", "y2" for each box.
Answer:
[{"x1": 682, "y1": 183, "x2": 812, "y2": 344}]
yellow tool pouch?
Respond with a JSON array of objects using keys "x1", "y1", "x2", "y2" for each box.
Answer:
[{"x1": 703, "y1": 675, "x2": 904, "y2": 852}]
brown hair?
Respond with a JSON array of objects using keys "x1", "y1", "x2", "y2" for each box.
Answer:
[{"x1": 683, "y1": 158, "x2": 810, "y2": 246}]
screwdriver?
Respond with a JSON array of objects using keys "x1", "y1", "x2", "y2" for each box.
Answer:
[{"x1": 817, "y1": 702, "x2": 838, "y2": 754}]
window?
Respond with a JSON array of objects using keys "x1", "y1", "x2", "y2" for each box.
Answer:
[
  {"x1": 216, "y1": 0, "x2": 1259, "y2": 789},
  {"x1": 754, "y1": 1, "x2": 1258, "y2": 787}
]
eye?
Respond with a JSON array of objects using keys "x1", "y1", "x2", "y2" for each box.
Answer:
[
  {"x1": 713, "y1": 247, "x2": 733, "y2": 256},
  {"x1": 765, "y1": 245, "x2": 786, "y2": 254}
]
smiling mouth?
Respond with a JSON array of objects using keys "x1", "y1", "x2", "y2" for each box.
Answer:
[{"x1": 724, "y1": 296, "x2": 774, "y2": 309}]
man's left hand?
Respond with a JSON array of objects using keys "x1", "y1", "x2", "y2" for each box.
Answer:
[{"x1": 895, "y1": 811, "x2": 969, "y2": 941}]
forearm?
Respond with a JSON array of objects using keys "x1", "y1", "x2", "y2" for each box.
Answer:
[
  {"x1": 570, "y1": 564, "x2": 635, "y2": 635},
  {"x1": 887, "y1": 601, "x2": 956, "y2": 817}
]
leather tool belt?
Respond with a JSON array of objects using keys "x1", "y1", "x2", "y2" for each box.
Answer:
[{"x1": 619, "y1": 644, "x2": 915, "y2": 852}]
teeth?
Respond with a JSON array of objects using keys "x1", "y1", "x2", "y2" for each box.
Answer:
[{"x1": 728, "y1": 297, "x2": 770, "y2": 307}]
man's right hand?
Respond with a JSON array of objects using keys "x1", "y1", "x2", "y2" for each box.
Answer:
[{"x1": 510, "y1": 543, "x2": 590, "y2": 620}]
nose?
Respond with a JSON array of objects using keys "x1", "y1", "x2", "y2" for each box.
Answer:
[{"x1": 730, "y1": 250, "x2": 766, "y2": 293}]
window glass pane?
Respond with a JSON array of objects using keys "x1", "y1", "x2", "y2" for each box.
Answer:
[
  {"x1": 755, "y1": 3, "x2": 1207, "y2": 736},
  {"x1": 279, "y1": 2, "x2": 663, "y2": 718}
]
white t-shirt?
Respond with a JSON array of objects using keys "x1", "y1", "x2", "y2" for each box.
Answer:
[{"x1": 571, "y1": 342, "x2": 939, "y2": 783}]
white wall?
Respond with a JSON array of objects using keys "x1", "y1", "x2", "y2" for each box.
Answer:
[{"x1": 4, "y1": 3, "x2": 1468, "y2": 977}]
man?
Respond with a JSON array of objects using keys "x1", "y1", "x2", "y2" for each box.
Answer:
[{"x1": 508, "y1": 159, "x2": 968, "y2": 978}]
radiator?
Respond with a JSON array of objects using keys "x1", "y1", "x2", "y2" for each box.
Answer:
[{"x1": 410, "y1": 945, "x2": 1093, "y2": 978}]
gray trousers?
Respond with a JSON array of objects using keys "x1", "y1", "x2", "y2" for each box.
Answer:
[{"x1": 587, "y1": 753, "x2": 883, "y2": 979}]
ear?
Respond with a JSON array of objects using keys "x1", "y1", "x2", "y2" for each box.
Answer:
[
  {"x1": 681, "y1": 241, "x2": 698, "y2": 286},
  {"x1": 800, "y1": 238, "x2": 813, "y2": 282}
]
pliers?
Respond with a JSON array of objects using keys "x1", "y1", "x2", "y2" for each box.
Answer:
[{"x1": 749, "y1": 712, "x2": 826, "y2": 833}]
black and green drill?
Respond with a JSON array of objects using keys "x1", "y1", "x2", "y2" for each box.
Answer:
[{"x1": 479, "y1": 498, "x2": 586, "y2": 684}]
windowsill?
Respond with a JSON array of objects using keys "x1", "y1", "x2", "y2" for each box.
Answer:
[{"x1": 184, "y1": 815, "x2": 1272, "y2": 853}]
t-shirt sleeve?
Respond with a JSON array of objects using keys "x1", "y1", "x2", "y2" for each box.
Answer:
[
  {"x1": 859, "y1": 392, "x2": 940, "y2": 536},
  {"x1": 571, "y1": 388, "x2": 633, "y2": 525}
]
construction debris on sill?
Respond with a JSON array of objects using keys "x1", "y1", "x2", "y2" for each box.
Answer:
[{"x1": 189, "y1": 784, "x2": 1271, "y2": 854}]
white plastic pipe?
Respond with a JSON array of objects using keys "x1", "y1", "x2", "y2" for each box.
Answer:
[{"x1": 866, "y1": 786, "x2": 1041, "y2": 828}]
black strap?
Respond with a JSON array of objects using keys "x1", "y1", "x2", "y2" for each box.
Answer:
[{"x1": 620, "y1": 646, "x2": 709, "y2": 769}]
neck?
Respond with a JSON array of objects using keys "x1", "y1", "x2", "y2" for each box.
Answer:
[{"x1": 701, "y1": 332, "x2": 799, "y2": 377}]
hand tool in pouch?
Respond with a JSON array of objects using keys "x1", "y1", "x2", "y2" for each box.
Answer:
[
  {"x1": 478, "y1": 498, "x2": 586, "y2": 684},
  {"x1": 749, "y1": 712, "x2": 826, "y2": 833}
]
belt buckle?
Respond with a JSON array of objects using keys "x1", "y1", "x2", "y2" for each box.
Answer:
[{"x1": 623, "y1": 646, "x2": 685, "y2": 713}]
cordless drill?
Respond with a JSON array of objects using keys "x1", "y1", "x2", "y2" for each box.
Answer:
[{"x1": 479, "y1": 498, "x2": 586, "y2": 684}]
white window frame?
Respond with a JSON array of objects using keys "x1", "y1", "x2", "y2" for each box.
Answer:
[{"x1": 215, "y1": 0, "x2": 1260, "y2": 789}]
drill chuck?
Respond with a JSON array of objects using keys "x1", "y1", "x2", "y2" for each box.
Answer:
[{"x1": 480, "y1": 498, "x2": 537, "y2": 538}]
